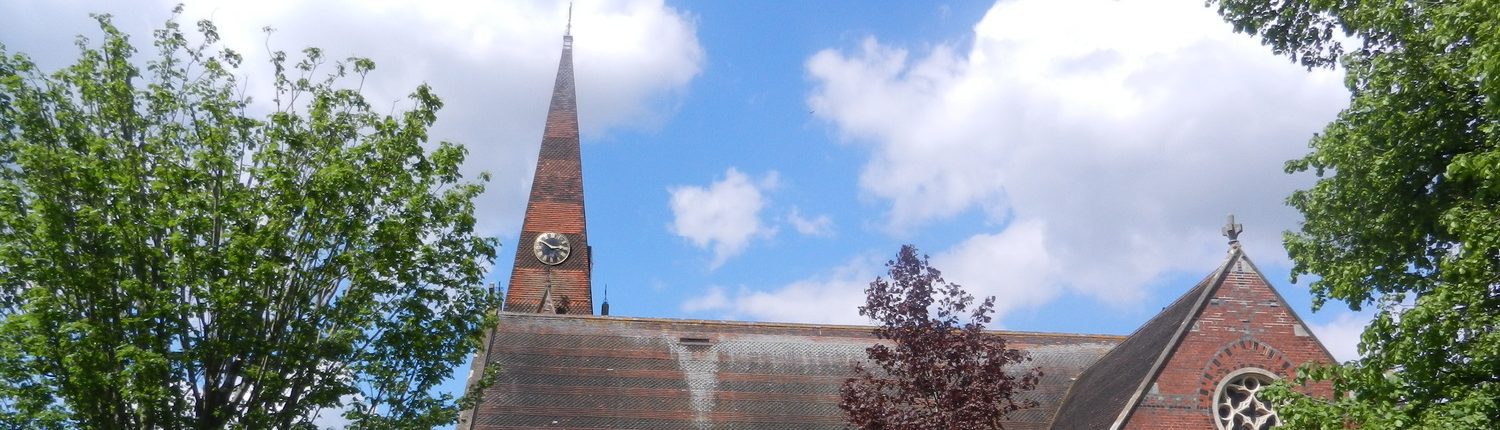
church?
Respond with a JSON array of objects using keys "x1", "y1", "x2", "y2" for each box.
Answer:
[{"x1": 459, "y1": 27, "x2": 1337, "y2": 430}]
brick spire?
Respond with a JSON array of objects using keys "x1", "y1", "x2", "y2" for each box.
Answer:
[{"x1": 506, "y1": 30, "x2": 592, "y2": 314}]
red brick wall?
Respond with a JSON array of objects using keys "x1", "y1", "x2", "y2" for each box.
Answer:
[{"x1": 1123, "y1": 256, "x2": 1335, "y2": 429}]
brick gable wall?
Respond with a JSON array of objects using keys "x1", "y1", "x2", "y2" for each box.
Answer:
[{"x1": 1122, "y1": 256, "x2": 1335, "y2": 429}]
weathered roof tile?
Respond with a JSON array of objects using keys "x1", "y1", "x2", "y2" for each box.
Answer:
[{"x1": 469, "y1": 314, "x2": 1121, "y2": 429}]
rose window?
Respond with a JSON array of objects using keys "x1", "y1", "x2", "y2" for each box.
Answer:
[{"x1": 1214, "y1": 371, "x2": 1280, "y2": 430}]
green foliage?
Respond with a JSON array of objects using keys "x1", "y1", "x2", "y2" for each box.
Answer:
[
  {"x1": 1209, "y1": 0, "x2": 1500, "y2": 428},
  {"x1": 0, "y1": 10, "x2": 499, "y2": 429}
]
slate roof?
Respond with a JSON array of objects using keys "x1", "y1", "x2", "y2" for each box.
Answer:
[
  {"x1": 466, "y1": 313, "x2": 1122, "y2": 430},
  {"x1": 1047, "y1": 251, "x2": 1236, "y2": 430},
  {"x1": 464, "y1": 251, "x2": 1303, "y2": 430}
]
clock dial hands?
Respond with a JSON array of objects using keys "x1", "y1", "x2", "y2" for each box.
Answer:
[{"x1": 531, "y1": 232, "x2": 572, "y2": 265}]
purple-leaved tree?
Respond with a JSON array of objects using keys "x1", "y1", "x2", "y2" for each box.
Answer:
[{"x1": 841, "y1": 245, "x2": 1042, "y2": 430}]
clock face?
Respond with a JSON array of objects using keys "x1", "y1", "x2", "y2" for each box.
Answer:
[{"x1": 532, "y1": 232, "x2": 571, "y2": 265}]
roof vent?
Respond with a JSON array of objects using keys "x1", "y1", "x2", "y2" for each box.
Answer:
[{"x1": 678, "y1": 337, "x2": 712, "y2": 345}]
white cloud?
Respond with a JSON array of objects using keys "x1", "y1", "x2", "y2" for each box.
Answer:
[
  {"x1": 679, "y1": 286, "x2": 729, "y2": 313},
  {"x1": 312, "y1": 401, "x2": 352, "y2": 429},
  {"x1": 679, "y1": 256, "x2": 877, "y2": 325},
  {"x1": 786, "y1": 207, "x2": 834, "y2": 237},
  {"x1": 680, "y1": 222, "x2": 1065, "y2": 325},
  {"x1": 932, "y1": 220, "x2": 1062, "y2": 318},
  {"x1": 684, "y1": 221, "x2": 1060, "y2": 326},
  {"x1": 806, "y1": 0, "x2": 1348, "y2": 304},
  {"x1": 1309, "y1": 312, "x2": 1369, "y2": 363},
  {"x1": 668, "y1": 168, "x2": 779, "y2": 268},
  {"x1": 0, "y1": 0, "x2": 703, "y2": 241}
]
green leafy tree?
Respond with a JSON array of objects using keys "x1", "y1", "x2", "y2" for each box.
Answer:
[
  {"x1": 1208, "y1": 1, "x2": 1500, "y2": 428},
  {"x1": 840, "y1": 245, "x2": 1041, "y2": 430},
  {"x1": 0, "y1": 10, "x2": 498, "y2": 429}
]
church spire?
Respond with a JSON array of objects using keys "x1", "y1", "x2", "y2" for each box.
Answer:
[{"x1": 505, "y1": 20, "x2": 593, "y2": 314}]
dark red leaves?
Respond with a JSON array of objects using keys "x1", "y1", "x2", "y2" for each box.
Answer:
[{"x1": 841, "y1": 245, "x2": 1042, "y2": 430}]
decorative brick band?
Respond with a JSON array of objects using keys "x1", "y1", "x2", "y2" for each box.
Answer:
[{"x1": 1195, "y1": 337, "x2": 1293, "y2": 407}]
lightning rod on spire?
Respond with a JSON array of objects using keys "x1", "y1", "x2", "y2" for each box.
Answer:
[
  {"x1": 566, "y1": 2, "x2": 573, "y2": 36},
  {"x1": 601, "y1": 284, "x2": 610, "y2": 316}
]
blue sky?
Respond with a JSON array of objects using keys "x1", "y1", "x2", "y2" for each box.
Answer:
[{"x1": 3, "y1": 0, "x2": 1372, "y2": 422}]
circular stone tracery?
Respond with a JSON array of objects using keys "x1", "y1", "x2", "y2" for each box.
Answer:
[{"x1": 1214, "y1": 370, "x2": 1280, "y2": 430}]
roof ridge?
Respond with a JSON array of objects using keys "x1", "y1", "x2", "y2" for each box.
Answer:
[
  {"x1": 1110, "y1": 256, "x2": 1230, "y2": 341},
  {"x1": 496, "y1": 311, "x2": 1129, "y2": 340}
]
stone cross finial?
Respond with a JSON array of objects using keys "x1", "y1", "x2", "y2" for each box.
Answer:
[{"x1": 1222, "y1": 214, "x2": 1244, "y2": 248}]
